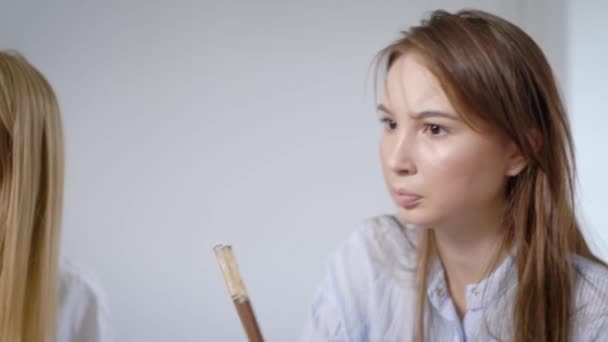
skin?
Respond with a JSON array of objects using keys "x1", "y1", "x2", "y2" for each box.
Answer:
[{"x1": 378, "y1": 52, "x2": 527, "y2": 318}]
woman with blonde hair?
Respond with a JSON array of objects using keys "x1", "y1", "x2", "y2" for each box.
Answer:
[
  {"x1": 301, "y1": 9, "x2": 608, "y2": 341},
  {"x1": 0, "y1": 52, "x2": 111, "y2": 342}
]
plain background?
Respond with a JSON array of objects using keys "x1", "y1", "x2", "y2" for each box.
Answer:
[{"x1": 0, "y1": 1, "x2": 605, "y2": 341}]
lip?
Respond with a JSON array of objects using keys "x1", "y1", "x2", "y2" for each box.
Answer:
[{"x1": 392, "y1": 189, "x2": 422, "y2": 208}]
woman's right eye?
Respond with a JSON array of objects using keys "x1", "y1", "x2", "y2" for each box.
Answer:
[{"x1": 380, "y1": 117, "x2": 397, "y2": 130}]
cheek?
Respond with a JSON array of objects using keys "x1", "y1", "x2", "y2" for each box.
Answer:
[
  {"x1": 379, "y1": 136, "x2": 392, "y2": 174},
  {"x1": 420, "y1": 139, "x2": 506, "y2": 203}
]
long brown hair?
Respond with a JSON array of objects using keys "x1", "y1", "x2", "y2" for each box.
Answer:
[
  {"x1": 375, "y1": 9, "x2": 605, "y2": 342},
  {"x1": 0, "y1": 52, "x2": 64, "y2": 342}
]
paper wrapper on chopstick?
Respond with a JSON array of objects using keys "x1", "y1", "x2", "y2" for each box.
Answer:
[{"x1": 214, "y1": 244, "x2": 264, "y2": 342}]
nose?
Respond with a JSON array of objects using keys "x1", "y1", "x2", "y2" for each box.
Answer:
[{"x1": 387, "y1": 131, "x2": 417, "y2": 176}]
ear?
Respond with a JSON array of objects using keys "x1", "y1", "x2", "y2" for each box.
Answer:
[
  {"x1": 504, "y1": 142, "x2": 527, "y2": 177},
  {"x1": 504, "y1": 129, "x2": 541, "y2": 177}
]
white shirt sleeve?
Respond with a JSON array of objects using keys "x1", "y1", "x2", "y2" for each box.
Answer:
[
  {"x1": 299, "y1": 221, "x2": 379, "y2": 342},
  {"x1": 299, "y1": 266, "x2": 349, "y2": 342},
  {"x1": 593, "y1": 320, "x2": 608, "y2": 341},
  {"x1": 57, "y1": 259, "x2": 113, "y2": 342}
]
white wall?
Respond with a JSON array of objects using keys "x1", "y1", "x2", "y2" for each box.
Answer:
[
  {"x1": 518, "y1": 0, "x2": 567, "y2": 90},
  {"x1": 567, "y1": 1, "x2": 608, "y2": 260},
  {"x1": 0, "y1": 1, "x2": 582, "y2": 341}
]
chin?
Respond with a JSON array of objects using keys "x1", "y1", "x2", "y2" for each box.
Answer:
[{"x1": 396, "y1": 207, "x2": 439, "y2": 228}]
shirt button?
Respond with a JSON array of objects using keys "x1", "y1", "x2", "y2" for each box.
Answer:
[
  {"x1": 435, "y1": 288, "x2": 445, "y2": 297},
  {"x1": 471, "y1": 287, "x2": 480, "y2": 296}
]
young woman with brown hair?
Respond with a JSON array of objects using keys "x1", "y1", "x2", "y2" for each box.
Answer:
[{"x1": 301, "y1": 9, "x2": 608, "y2": 342}]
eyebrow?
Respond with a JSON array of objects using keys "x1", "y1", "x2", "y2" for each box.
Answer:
[{"x1": 377, "y1": 104, "x2": 458, "y2": 121}]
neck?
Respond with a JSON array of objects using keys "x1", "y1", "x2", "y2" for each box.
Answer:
[
  {"x1": 434, "y1": 226, "x2": 509, "y2": 288},
  {"x1": 430, "y1": 202, "x2": 511, "y2": 317}
]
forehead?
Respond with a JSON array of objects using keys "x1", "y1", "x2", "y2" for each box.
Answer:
[{"x1": 383, "y1": 53, "x2": 453, "y2": 112}]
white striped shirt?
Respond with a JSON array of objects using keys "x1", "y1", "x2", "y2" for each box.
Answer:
[{"x1": 300, "y1": 215, "x2": 608, "y2": 341}]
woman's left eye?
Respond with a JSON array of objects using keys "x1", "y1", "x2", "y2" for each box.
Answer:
[{"x1": 423, "y1": 124, "x2": 447, "y2": 136}]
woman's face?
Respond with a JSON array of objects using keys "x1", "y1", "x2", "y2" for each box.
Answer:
[{"x1": 379, "y1": 53, "x2": 524, "y2": 229}]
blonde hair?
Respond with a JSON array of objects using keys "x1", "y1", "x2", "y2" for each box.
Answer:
[
  {"x1": 0, "y1": 51, "x2": 64, "y2": 342},
  {"x1": 376, "y1": 10, "x2": 606, "y2": 341}
]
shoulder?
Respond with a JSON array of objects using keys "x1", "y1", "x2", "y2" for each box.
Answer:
[
  {"x1": 320, "y1": 214, "x2": 420, "y2": 296},
  {"x1": 570, "y1": 255, "x2": 608, "y2": 340},
  {"x1": 571, "y1": 255, "x2": 608, "y2": 308},
  {"x1": 58, "y1": 259, "x2": 113, "y2": 342},
  {"x1": 334, "y1": 214, "x2": 420, "y2": 275},
  {"x1": 300, "y1": 214, "x2": 419, "y2": 341}
]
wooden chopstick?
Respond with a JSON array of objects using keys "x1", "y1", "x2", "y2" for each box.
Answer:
[{"x1": 214, "y1": 244, "x2": 264, "y2": 342}]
